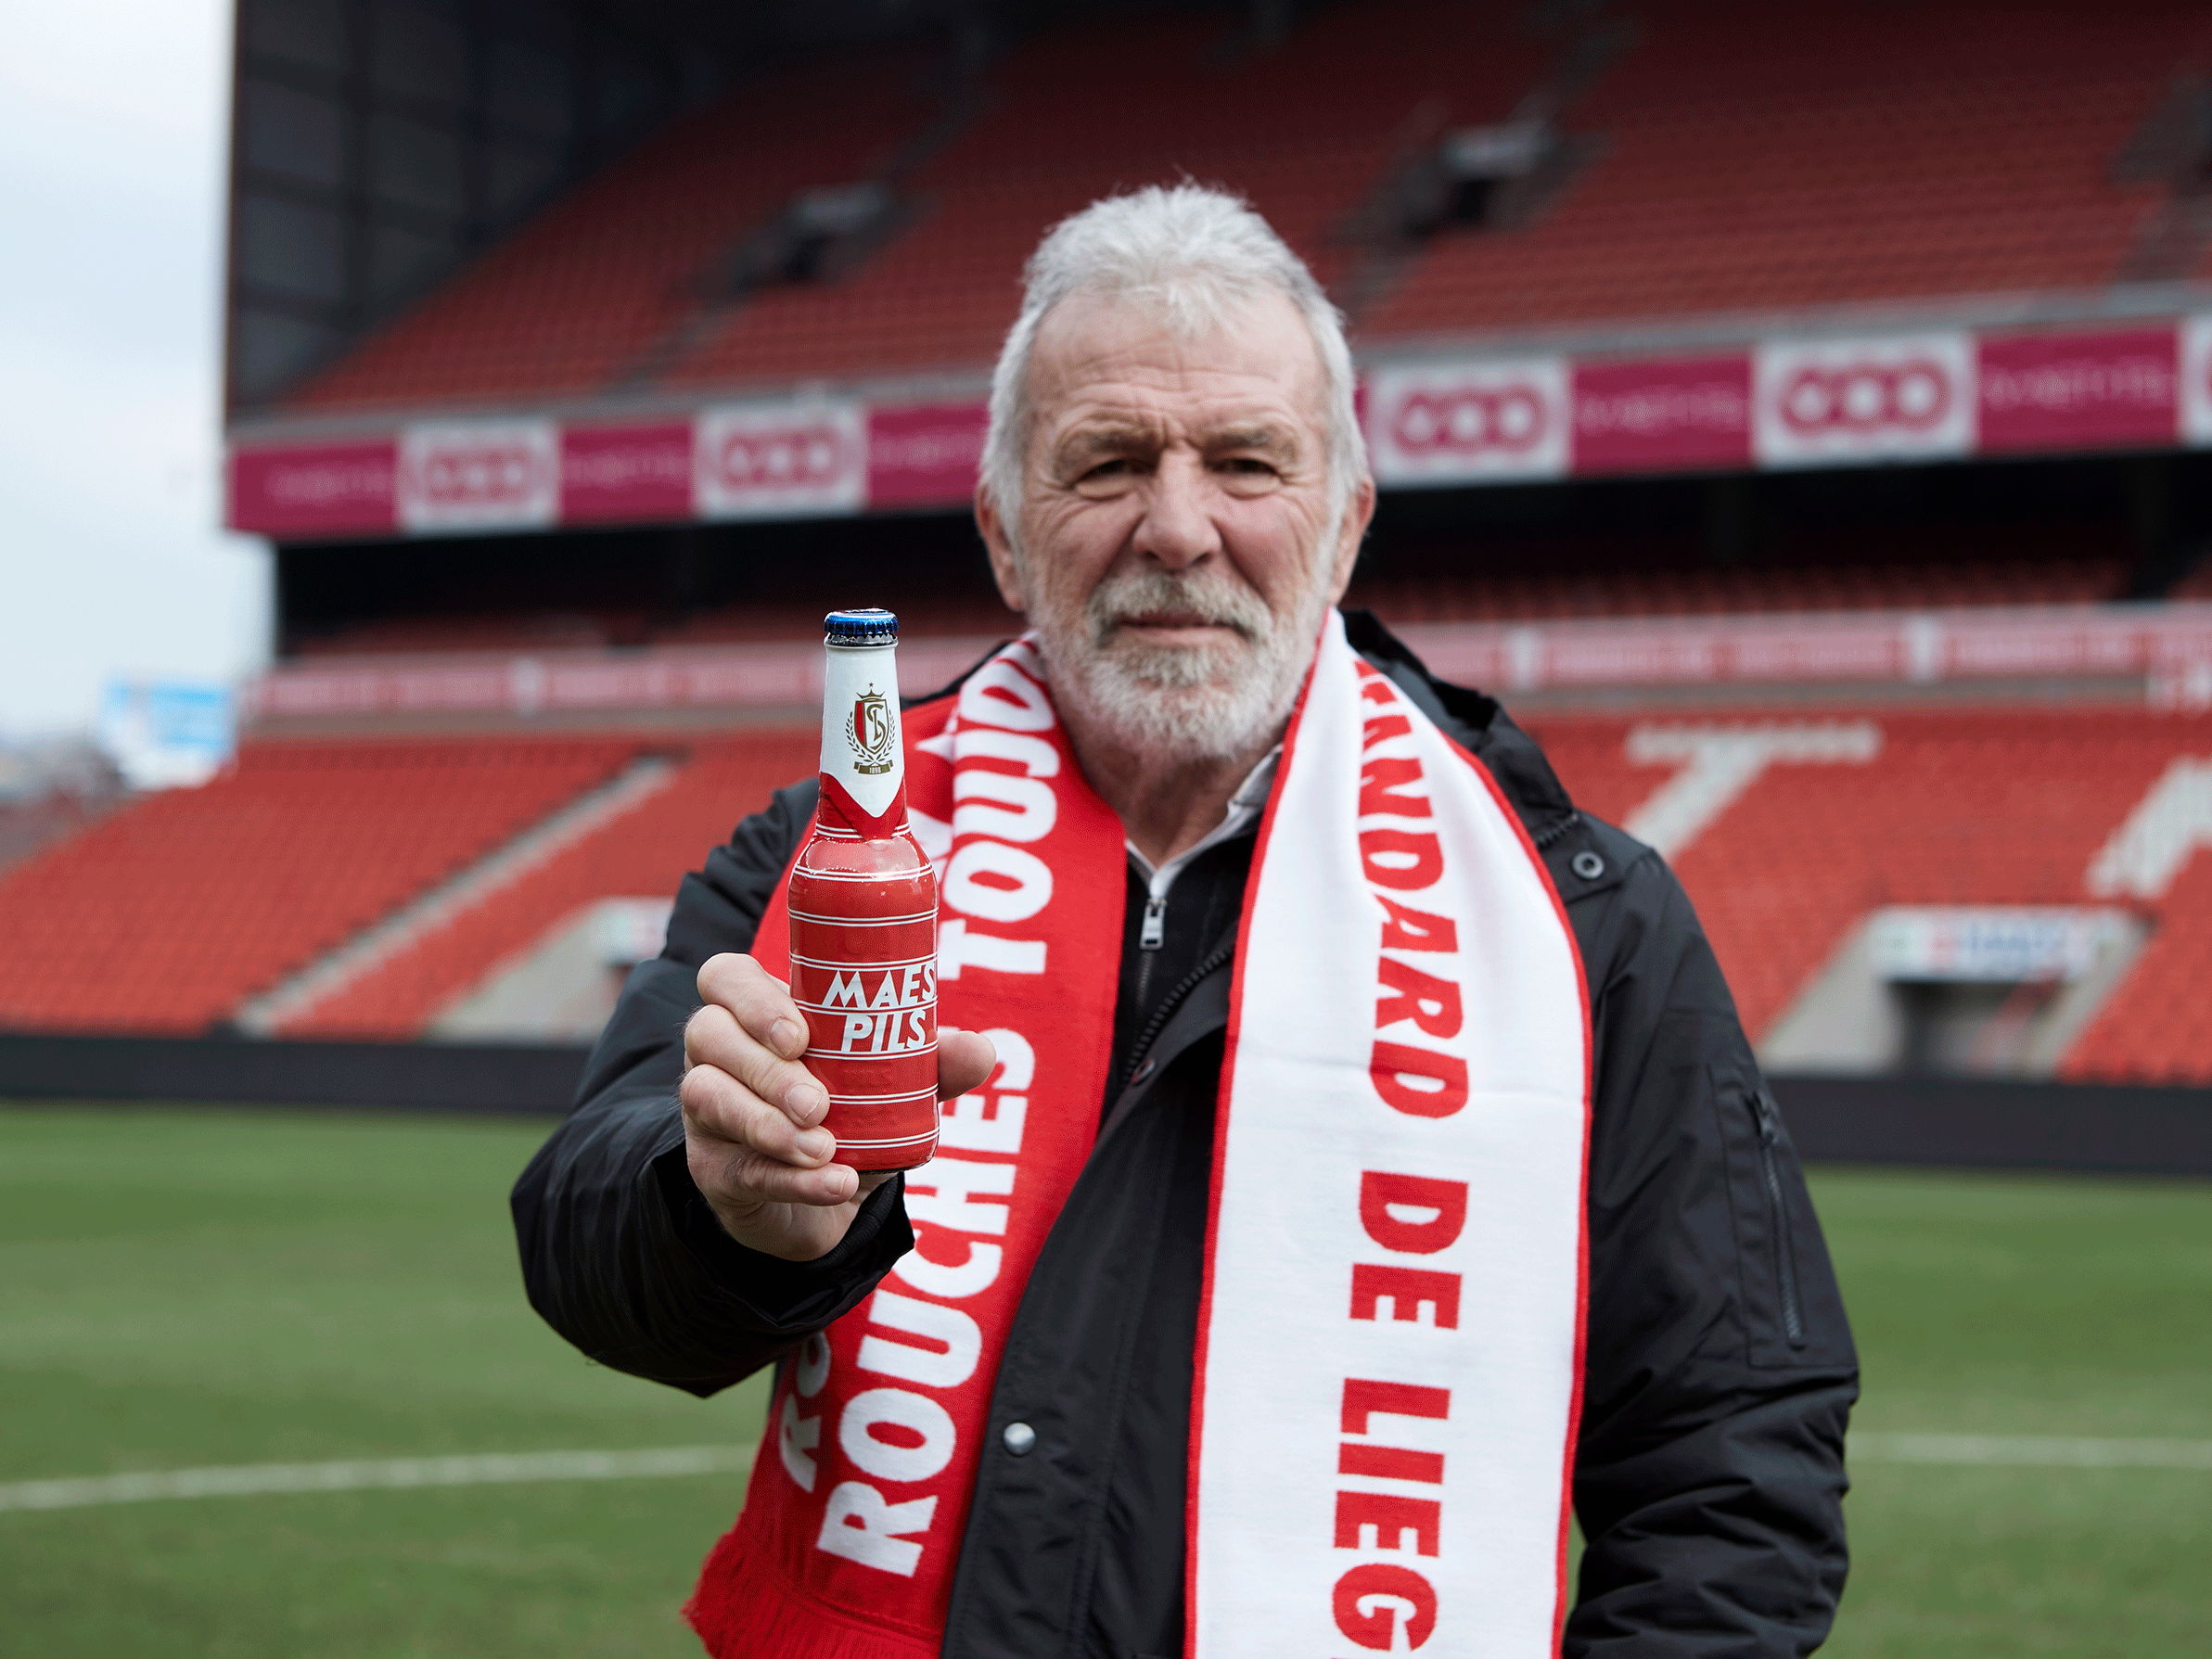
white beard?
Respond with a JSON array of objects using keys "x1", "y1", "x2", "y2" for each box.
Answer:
[{"x1": 1030, "y1": 559, "x2": 1333, "y2": 766}]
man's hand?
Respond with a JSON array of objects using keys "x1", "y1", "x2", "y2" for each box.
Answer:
[{"x1": 680, "y1": 952, "x2": 994, "y2": 1261}]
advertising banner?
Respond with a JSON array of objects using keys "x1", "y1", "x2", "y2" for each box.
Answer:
[
  {"x1": 1977, "y1": 327, "x2": 2179, "y2": 454},
  {"x1": 228, "y1": 318, "x2": 2212, "y2": 535},
  {"x1": 1753, "y1": 332, "x2": 1975, "y2": 466},
  {"x1": 227, "y1": 440, "x2": 397, "y2": 538},
  {"x1": 396, "y1": 419, "x2": 560, "y2": 533},
  {"x1": 1571, "y1": 353, "x2": 1752, "y2": 474},
  {"x1": 97, "y1": 679, "x2": 236, "y2": 790},
  {"x1": 1867, "y1": 906, "x2": 2128, "y2": 984},
  {"x1": 560, "y1": 420, "x2": 695, "y2": 523},
  {"x1": 866, "y1": 401, "x2": 990, "y2": 510},
  {"x1": 696, "y1": 399, "x2": 866, "y2": 518},
  {"x1": 2180, "y1": 314, "x2": 2212, "y2": 446},
  {"x1": 1365, "y1": 358, "x2": 1571, "y2": 484}
]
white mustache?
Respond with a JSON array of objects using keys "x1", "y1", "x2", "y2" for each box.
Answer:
[{"x1": 1086, "y1": 570, "x2": 1270, "y2": 642}]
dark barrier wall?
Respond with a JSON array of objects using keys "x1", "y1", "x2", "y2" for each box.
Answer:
[
  {"x1": 0, "y1": 1032, "x2": 592, "y2": 1117},
  {"x1": 1771, "y1": 1073, "x2": 2212, "y2": 1178},
  {"x1": 2, "y1": 1035, "x2": 2209, "y2": 1175}
]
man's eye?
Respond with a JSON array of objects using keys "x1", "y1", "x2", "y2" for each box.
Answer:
[
  {"x1": 1080, "y1": 460, "x2": 1131, "y2": 481},
  {"x1": 1221, "y1": 457, "x2": 1280, "y2": 477}
]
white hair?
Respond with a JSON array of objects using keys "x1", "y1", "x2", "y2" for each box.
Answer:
[{"x1": 980, "y1": 184, "x2": 1367, "y2": 540}]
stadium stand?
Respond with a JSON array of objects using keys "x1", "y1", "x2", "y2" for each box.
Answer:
[
  {"x1": 288, "y1": 610, "x2": 655, "y2": 657},
  {"x1": 2169, "y1": 556, "x2": 2212, "y2": 601},
  {"x1": 0, "y1": 737, "x2": 638, "y2": 1034},
  {"x1": 1348, "y1": 554, "x2": 2126, "y2": 623},
  {"x1": 285, "y1": 52, "x2": 942, "y2": 411},
  {"x1": 4, "y1": 699, "x2": 2206, "y2": 1077},
  {"x1": 1620, "y1": 708, "x2": 2211, "y2": 1078},
  {"x1": 2067, "y1": 848, "x2": 2212, "y2": 1083},
  {"x1": 279, "y1": 2, "x2": 1548, "y2": 409},
  {"x1": 1362, "y1": 0, "x2": 2212, "y2": 337},
  {"x1": 271, "y1": 0, "x2": 2212, "y2": 414},
  {"x1": 658, "y1": 2, "x2": 1543, "y2": 388},
  {"x1": 1435, "y1": 706, "x2": 2209, "y2": 1085},
  {"x1": 281, "y1": 731, "x2": 815, "y2": 1038},
  {"x1": 277, "y1": 543, "x2": 2128, "y2": 661}
]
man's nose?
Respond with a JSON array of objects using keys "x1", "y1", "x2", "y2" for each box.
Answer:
[{"x1": 1130, "y1": 452, "x2": 1221, "y2": 570}]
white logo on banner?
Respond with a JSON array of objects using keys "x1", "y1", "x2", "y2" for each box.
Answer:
[
  {"x1": 2180, "y1": 316, "x2": 2212, "y2": 446},
  {"x1": 1365, "y1": 359, "x2": 1570, "y2": 484},
  {"x1": 1753, "y1": 333, "x2": 1975, "y2": 466},
  {"x1": 396, "y1": 420, "x2": 559, "y2": 532},
  {"x1": 696, "y1": 400, "x2": 865, "y2": 518}
]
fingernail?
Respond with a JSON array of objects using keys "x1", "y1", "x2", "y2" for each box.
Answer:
[
  {"x1": 786, "y1": 1082, "x2": 827, "y2": 1123},
  {"x1": 795, "y1": 1129, "x2": 834, "y2": 1164},
  {"x1": 772, "y1": 1019, "x2": 806, "y2": 1057}
]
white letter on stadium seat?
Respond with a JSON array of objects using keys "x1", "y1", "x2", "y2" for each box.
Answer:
[
  {"x1": 838, "y1": 1386, "x2": 957, "y2": 1484},
  {"x1": 859, "y1": 1289, "x2": 983, "y2": 1387},
  {"x1": 903, "y1": 1157, "x2": 1016, "y2": 1235},
  {"x1": 777, "y1": 1395, "x2": 820, "y2": 1492},
  {"x1": 815, "y1": 1481, "x2": 937, "y2": 1577}
]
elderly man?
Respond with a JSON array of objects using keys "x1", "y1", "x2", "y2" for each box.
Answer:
[{"x1": 514, "y1": 185, "x2": 1855, "y2": 1658}]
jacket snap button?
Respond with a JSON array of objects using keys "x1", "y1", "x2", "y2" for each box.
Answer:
[
  {"x1": 1002, "y1": 1422, "x2": 1037, "y2": 1456},
  {"x1": 1571, "y1": 849, "x2": 1605, "y2": 881}
]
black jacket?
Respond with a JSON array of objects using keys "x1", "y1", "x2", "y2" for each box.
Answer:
[{"x1": 513, "y1": 611, "x2": 1857, "y2": 1658}]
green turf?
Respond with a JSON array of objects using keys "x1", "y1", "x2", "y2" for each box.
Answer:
[
  {"x1": 2, "y1": 1104, "x2": 2207, "y2": 1655},
  {"x1": 0, "y1": 1104, "x2": 766, "y2": 1657},
  {"x1": 1813, "y1": 1167, "x2": 2212, "y2": 1658}
]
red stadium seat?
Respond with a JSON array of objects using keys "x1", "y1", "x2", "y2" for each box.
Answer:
[
  {"x1": 280, "y1": 732, "x2": 818, "y2": 1039},
  {"x1": 0, "y1": 737, "x2": 639, "y2": 1034},
  {"x1": 271, "y1": 0, "x2": 2212, "y2": 412},
  {"x1": 7, "y1": 709, "x2": 2209, "y2": 1079}
]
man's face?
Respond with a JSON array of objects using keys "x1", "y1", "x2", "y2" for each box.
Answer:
[{"x1": 978, "y1": 287, "x2": 1375, "y2": 762}]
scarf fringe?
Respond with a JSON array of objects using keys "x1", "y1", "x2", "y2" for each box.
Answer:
[{"x1": 684, "y1": 1534, "x2": 940, "y2": 1659}]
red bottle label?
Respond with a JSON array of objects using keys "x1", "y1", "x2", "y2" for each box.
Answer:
[{"x1": 787, "y1": 830, "x2": 939, "y2": 1170}]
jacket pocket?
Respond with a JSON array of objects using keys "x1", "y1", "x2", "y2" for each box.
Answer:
[{"x1": 1713, "y1": 1065, "x2": 1847, "y2": 1369}]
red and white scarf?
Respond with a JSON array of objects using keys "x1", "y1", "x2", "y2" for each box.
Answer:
[{"x1": 687, "y1": 613, "x2": 1591, "y2": 1657}]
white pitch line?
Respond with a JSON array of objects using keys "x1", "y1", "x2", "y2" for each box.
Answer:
[
  {"x1": 1853, "y1": 1433, "x2": 2212, "y2": 1471},
  {"x1": 0, "y1": 1444, "x2": 756, "y2": 1514},
  {"x1": 8, "y1": 1432, "x2": 2209, "y2": 1517}
]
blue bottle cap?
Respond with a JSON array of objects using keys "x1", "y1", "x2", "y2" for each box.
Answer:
[{"x1": 823, "y1": 608, "x2": 900, "y2": 644}]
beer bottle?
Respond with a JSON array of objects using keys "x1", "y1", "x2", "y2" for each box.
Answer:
[{"x1": 788, "y1": 608, "x2": 940, "y2": 1170}]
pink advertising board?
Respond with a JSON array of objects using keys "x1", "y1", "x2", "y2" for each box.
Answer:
[
  {"x1": 560, "y1": 420, "x2": 695, "y2": 523},
  {"x1": 865, "y1": 401, "x2": 990, "y2": 510},
  {"x1": 1976, "y1": 327, "x2": 2180, "y2": 454},
  {"x1": 1571, "y1": 354, "x2": 1752, "y2": 474},
  {"x1": 227, "y1": 440, "x2": 397, "y2": 538}
]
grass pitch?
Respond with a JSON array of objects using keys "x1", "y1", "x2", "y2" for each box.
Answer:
[{"x1": 2, "y1": 1104, "x2": 2207, "y2": 1656}]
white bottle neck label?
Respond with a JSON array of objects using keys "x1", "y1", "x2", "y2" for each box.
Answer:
[{"x1": 821, "y1": 641, "x2": 904, "y2": 824}]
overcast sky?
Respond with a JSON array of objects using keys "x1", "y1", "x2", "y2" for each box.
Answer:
[{"x1": 0, "y1": 0, "x2": 266, "y2": 739}]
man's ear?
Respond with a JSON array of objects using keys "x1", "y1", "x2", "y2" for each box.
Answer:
[
  {"x1": 1323, "y1": 475, "x2": 1378, "y2": 606},
  {"x1": 976, "y1": 488, "x2": 1029, "y2": 614}
]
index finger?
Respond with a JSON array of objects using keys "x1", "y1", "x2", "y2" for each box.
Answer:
[{"x1": 697, "y1": 952, "x2": 808, "y2": 1061}]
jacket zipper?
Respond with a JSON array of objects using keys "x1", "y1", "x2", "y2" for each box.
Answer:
[
  {"x1": 1752, "y1": 1090, "x2": 1807, "y2": 1347},
  {"x1": 1118, "y1": 940, "x2": 1234, "y2": 1096},
  {"x1": 1130, "y1": 890, "x2": 1169, "y2": 1016}
]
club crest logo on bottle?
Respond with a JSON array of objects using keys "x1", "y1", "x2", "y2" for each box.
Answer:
[{"x1": 849, "y1": 689, "x2": 896, "y2": 775}]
